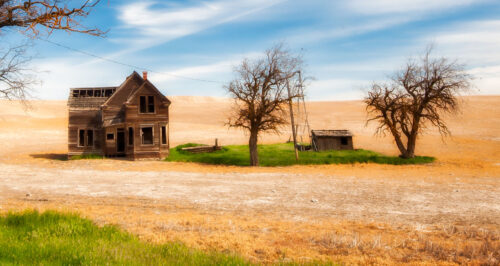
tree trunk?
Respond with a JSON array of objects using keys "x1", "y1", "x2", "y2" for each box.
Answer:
[
  {"x1": 249, "y1": 128, "x2": 259, "y2": 166},
  {"x1": 403, "y1": 132, "x2": 418, "y2": 159}
]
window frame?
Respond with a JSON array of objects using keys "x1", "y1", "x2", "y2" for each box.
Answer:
[
  {"x1": 140, "y1": 124, "x2": 154, "y2": 146},
  {"x1": 77, "y1": 128, "x2": 95, "y2": 147},
  {"x1": 128, "y1": 127, "x2": 134, "y2": 146},
  {"x1": 106, "y1": 132, "x2": 115, "y2": 141},
  {"x1": 138, "y1": 95, "x2": 156, "y2": 114},
  {"x1": 160, "y1": 124, "x2": 168, "y2": 145},
  {"x1": 78, "y1": 129, "x2": 86, "y2": 147}
]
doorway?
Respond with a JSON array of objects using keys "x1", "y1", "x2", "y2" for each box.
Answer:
[{"x1": 117, "y1": 128, "x2": 125, "y2": 154}]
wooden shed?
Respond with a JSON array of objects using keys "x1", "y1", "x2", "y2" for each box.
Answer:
[
  {"x1": 311, "y1": 130, "x2": 354, "y2": 151},
  {"x1": 67, "y1": 71, "x2": 171, "y2": 160}
]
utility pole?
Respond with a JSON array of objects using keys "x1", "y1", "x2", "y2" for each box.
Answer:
[{"x1": 287, "y1": 77, "x2": 299, "y2": 162}]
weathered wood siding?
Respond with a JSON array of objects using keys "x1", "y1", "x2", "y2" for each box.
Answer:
[
  {"x1": 68, "y1": 109, "x2": 104, "y2": 156},
  {"x1": 315, "y1": 136, "x2": 353, "y2": 151},
  {"x1": 123, "y1": 83, "x2": 169, "y2": 160}
]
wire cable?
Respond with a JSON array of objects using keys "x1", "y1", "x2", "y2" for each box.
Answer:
[{"x1": 38, "y1": 38, "x2": 225, "y2": 84}]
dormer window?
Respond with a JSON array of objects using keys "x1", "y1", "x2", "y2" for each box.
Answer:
[{"x1": 139, "y1": 95, "x2": 155, "y2": 113}]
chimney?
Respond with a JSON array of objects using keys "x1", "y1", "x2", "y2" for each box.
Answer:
[{"x1": 142, "y1": 71, "x2": 148, "y2": 80}]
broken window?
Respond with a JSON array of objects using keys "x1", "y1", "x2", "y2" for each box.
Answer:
[
  {"x1": 340, "y1": 137, "x2": 348, "y2": 145},
  {"x1": 87, "y1": 130, "x2": 94, "y2": 147},
  {"x1": 128, "y1": 127, "x2": 134, "y2": 145},
  {"x1": 107, "y1": 133, "x2": 114, "y2": 140},
  {"x1": 141, "y1": 127, "x2": 153, "y2": 145},
  {"x1": 78, "y1": 129, "x2": 85, "y2": 147},
  {"x1": 161, "y1": 125, "x2": 167, "y2": 145}
]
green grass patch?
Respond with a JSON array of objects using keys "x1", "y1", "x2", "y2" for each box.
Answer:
[
  {"x1": 166, "y1": 143, "x2": 435, "y2": 166},
  {"x1": 70, "y1": 154, "x2": 104, "y2": 160},
  {"x1": 0, "y1": 210, "x2": 251, "y2": 265}
]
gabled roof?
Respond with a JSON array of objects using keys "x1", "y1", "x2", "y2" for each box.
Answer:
[
  {"x1": 125, "y1": 79, "x2": 171, "y2": 105},
  {"x1": 68, "y1": 71, "x2": 170, "y2": 109},
  {"x1": 311, "y1": 130, "x2": 353, "y2": 137},
  {"x1": 102, "y1": 71, "x2": 142, "y2": 107}
]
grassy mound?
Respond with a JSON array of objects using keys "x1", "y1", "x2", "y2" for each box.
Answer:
[
  {"x1": 0, "y1": 210, "x2": 250, "y2": 265},
  {"x1": 166, "y1": 143, "x2": 435, "y2": 166}
]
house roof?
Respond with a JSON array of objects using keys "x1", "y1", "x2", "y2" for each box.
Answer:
[
  {"x1": 311, "y1": 130, "x2": 353, "y2": 137},
  {"x1": 68, "y1": 71, "x2": 170, "y2": 110},
  {"x1": 67, "y1": 87, "x2": 117, "y2": 109}
]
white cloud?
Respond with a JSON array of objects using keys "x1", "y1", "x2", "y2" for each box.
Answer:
[
  {"x1": 345, "y1": 0, "x2": 485, "y2": 15},
  {"x1": 118, "y1": 0, "x2": 284, "y2": 41},
  {"x1": 289, "y1": 16, "x2": 413, "y2": 45}
]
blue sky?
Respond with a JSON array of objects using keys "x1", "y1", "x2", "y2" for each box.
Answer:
[{"x1": 4, "y1": 0, "x2": 500, "y2": 100}]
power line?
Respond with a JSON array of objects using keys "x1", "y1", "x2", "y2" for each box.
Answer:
[{"x1": 38, "y1": 38, "x2": 225, "y2": 84}]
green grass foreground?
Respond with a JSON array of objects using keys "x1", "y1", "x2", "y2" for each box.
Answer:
[
  {"x1": 165, "y1": 143, "x2": 435, "y2": 166},
  {"x1": 0, "y1": 210, "x2": 250, "y2": 265}
]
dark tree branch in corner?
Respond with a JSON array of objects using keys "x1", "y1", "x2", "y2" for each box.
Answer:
[
  {"x1": 364, "y1": 46, "x2": 472, "y2": 159},
  {"x1": 0, "y1": 0, "x2": 105, "y2": 37}
]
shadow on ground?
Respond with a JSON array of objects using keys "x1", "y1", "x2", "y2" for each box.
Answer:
[{"x1": 30, "y1": 153, "x2": 68, "y2": 161}]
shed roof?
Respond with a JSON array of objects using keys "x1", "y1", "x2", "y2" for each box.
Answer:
[{"x1": 311, "y1": 130, "x2": 353, "y2": 137}]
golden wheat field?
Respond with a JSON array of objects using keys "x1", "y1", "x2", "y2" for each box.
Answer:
[{"x1": 0, "y1": 95, "x2": 499, "y2": 265}]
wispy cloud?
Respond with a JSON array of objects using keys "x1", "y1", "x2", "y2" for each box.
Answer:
[
  {"x1": 344, "y1": 0, "x2": 486, "y2": 15},
  {"x1": 118, "y1": 0, "x2": 284, "y2": 42}
]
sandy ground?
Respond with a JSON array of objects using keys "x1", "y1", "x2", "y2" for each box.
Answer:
[{"x1": 0, "y1": 96, "x2": 499, "y2": 264}]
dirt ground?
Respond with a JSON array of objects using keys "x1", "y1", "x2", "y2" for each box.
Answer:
[{"x1": 0, "y1": 96, "x2": 499, "y2": 265}]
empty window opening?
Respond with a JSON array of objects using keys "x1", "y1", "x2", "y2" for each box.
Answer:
[
  {"x1": 148, "y1": 96, "x2": 155, "y2": 113},
  {"x1": 72, "y1": 90, "x2": 79, "y2": 97},
  {"x1": 340, "y1": 137, "x2": 348, "y2": 145},
  {"x1": 139, "y1": 96, "x2": 155, "y2": 113},
  {"x1": 140, "y1": 96, "x2": 147, "y2": 113},
  {"x1": 106, "y1": 133, "x2": 114, "y2": 140},
  {"x1": 161, "y1": 125, "x2": 167, "y2": 145},
  {"x1": 94, "y1": 90, "x2": 101, "y2": 97},
  {"x1": 79, "y1": 90, "x2": 86, "y2": 97},
  {"x1": 78, "y1": 129, "x2": 85, "y2": 147},
  {"x1": 87, "y1": 90, "x2": 94, "y2": 97},
  {"x1": 141, "y1": 127, "x2": 153, "y2": 145},
  {"x1": 128, "y1": 127, "x2": 134, "y2": 145},
  {"x1": 87, "y1": 130, "x2": 94, "y2": 147},
  {"x1": 105, "y1": 89, "x2": 113, "y2": 97}
]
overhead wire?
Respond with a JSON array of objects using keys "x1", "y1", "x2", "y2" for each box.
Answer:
[{"x1": 37, "y1": 38, "x2": 225, "y2": 84}]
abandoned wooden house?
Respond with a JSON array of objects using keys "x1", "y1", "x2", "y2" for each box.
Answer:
[
  {"x1": 311, "y1": 130, "x2": 354, "y2": 151},
  {"x1": 67, "y1": 71, "x2": 171, "y2": 160}
]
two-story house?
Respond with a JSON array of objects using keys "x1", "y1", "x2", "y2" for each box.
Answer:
[{"x1": 67, "y1": 71, "x2": 171, "y2": 160}]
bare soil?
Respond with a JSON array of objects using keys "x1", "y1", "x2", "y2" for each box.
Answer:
[{"x1": 0, "y1": 96, "x2": 499, "y2": 264}]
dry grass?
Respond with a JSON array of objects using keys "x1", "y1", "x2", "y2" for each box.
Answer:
[
  {"x1": 0, "y1": 96, "x2": 499, "y2": 264},
  {"x1": 4, "y1": 195, "x2": 498, "y2": 265}
]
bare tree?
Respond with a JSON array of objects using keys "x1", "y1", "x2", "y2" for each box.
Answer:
[
  {"x1": 0, "y1": 0, "x2": 104, "y2": 103},
  {"x1": 365, "y1": 46, "x2": 472, "y2": 158},
  {"x1": 226, "y1": 44, "x2": 303, "y2": 166},
  {"x1": 0, "y1": 44, "x2": 36, "y2": 102},
  {"x1": 0, "y1": 0, "x2": 104, "y2": 37}
]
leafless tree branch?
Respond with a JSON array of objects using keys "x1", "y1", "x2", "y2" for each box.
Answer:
[
  {"x1": 365, "y1": 46, "x2": 472, "y2": 158},
  {"x1": 226, "y1": 43, "x2": 304, "y2": 166}
]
